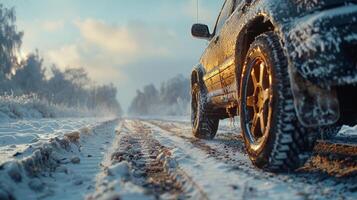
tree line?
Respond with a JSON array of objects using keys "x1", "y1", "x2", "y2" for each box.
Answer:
[
  {"x1": 128, "y1": 74, "x2": 190, "y2": 116},
  {"x1": 0, "y1": 4, "x2": 122, "y2": 115}
]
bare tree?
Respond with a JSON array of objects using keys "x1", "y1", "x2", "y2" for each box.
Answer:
[
  {"x1": 0, "y1": 4, "x2": 122, "y2": 116},
  {"x1": 12, "y1": 51, "x2": 45, "y2": 95}
]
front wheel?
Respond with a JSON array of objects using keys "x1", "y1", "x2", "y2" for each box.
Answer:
[
  {"x1": 191, "y1": 83, "x2": 219, "y2": 139},
  {"x1": 239, "y1": 32, "x2": 313, "y2": 171}
]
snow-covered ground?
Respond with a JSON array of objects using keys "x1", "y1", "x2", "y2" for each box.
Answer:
[
  {"x1": 0, "y1": 94, "x2": 117, "y2": 122},
  {"x1": 0, "y1": 117, "x2": 356, "y2": 200},
  {"x1": 0, "y1": 118, "x2": 118, "y2": 200},
  {"x1": 0, "y1": 118, "x2": 112, "y2": 163}
]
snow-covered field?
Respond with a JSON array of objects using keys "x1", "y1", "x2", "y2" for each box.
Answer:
[
  {"x1": 0, "y1": 117, "x2": 356, "y2": 200},
  {"x1": 0, "y1": 118, "x2": 112, "y2": 163},
  {"x1": 0, "y1": 118, "x2": 118, "y2": 200},
  {"x1": 0, "y1": 94, "x2": 117, "y2": 122}
]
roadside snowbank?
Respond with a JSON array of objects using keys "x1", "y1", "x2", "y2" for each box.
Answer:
[
  {"x1": 0, "y1": 119, "x2": 118, "y2": 200},
  {"x1": 0, "y1": 118, "x2": 112, "y2": 162},
  {"x1": 338, "y1": 125, "x2": 357, "y2": 137},
  {"x1": 0, "y1": 131, "x2": 82, "y2": 199}
]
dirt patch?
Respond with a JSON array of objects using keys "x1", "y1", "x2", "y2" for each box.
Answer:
[{"x1": 314, "y1": 140, "x2": 357, "y2": 156}]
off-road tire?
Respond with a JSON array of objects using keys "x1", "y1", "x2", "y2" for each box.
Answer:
[
  {"x1": 239, "y1": 31, "x2": 315, "y2": 171},
  {"x1": 191, "y1": 83, "x2": 219, "y2": 139}
]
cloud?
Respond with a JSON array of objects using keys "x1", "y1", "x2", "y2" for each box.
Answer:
[
  {"x1": 45, "y1": 42, "x2": 126, "y2": 84},
  {"x1": 44, "y1": 19, "x2": 178, "y2": 84},
  {"x1": 42, "y1": 20, "x2": 65, "y2": 32},
  {"x1": 46, "y1": 44, "x2": 80, "y2": 68},
  {"x1": 75, "y1": 19, "x2": 175, "y2": 61},
  {"x1": 74, "y1": 19, "x2": 137, "y2": 55}
]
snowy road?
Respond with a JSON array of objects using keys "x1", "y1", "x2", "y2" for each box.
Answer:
[{"x1": 0, "y1": 118, "x2": 356, "y2": 200}]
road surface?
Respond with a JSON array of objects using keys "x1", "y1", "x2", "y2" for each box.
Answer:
[{"x1": 0, "y1": 118, "x2": 356, "y2": 200}]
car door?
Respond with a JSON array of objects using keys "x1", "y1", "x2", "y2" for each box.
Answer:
[
  {"x1": 201, "y1": 0, "x2": 236, "y2": 106},
  {"x1": 217, "y1": 0, "x2": 248, "y2": 105}
]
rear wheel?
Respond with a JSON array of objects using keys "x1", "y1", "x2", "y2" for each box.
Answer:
[
  {"x1": 239, "y1": 32, "x2": 314, "y2": 171},
  {"x1": 191, "y1": 83, "x2": 219, "y2": 139}
]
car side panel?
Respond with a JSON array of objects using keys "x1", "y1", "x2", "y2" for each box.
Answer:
[
  {"x1": 201, "y1": 5, "x2": 242, "y2": 106},
  {"x1": 215, "y1": 3, "x2": 246, "y2": 105},
  {"x1": 198, "y1": 0, "x2": 298, "y2": 109},
  {"x1": 201, "y1": 35, "x2": 223, "y2": 100},
  {"x1": 218, "y1": 0, "x2": 284, "y2": 105}
]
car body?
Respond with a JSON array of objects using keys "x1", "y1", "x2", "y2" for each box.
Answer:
[{"x1": 190, "y1": 0, "x2": 357, "y2": 170}]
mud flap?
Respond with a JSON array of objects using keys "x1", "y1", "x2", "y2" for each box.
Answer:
[{"x1": 289, "y1": 66, "x2": 340, "y2": 127}]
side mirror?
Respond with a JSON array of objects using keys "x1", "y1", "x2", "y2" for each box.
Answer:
[{"x1": 191, "y1": 24, "x2": 211, "y2": 40}]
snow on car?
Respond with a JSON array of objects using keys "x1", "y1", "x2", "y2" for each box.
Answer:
[{"x1": 190, "y1": 0, "x2": 357, "y2": 171}]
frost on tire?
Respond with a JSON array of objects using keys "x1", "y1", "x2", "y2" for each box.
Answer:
[
  {"x1": 239, "y1": 31, "x2": 316, "y2": 171},
  {"x1": 191, "y1": 83, "x2": 219, "y2": 139}
]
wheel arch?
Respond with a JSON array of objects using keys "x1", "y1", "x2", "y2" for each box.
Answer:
[
  {"x1": 190, "y1": 65, "x2": 205, "y2": 88},
  {"x1": 191, "y1": 70, "x2": 199, "y2": 87},
  {"x1": 235, "y1": 16, "x2": 275, "y2": 93},
  {"x1": 234, "y1": 16, "x2": 340, "y2": 127}
]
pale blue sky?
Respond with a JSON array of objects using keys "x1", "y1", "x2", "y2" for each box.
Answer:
[{"x1": 2, "y1": 0, "x2": 224, "y2": 110}]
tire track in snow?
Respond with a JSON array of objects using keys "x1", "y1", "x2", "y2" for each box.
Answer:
[
  {"x1": 143, "y1": 119, "x2": 357, "y2": 200},
  {"x1": 126, "y1": 120, "x2": 209, "y2": 199},
  {"x1": 89, "y1": 120, "x2": 208, "y2": 200},
  {"x1": 145, "y1": 120, "x2": 267, "y2": 175},
  {"x1": 119, "y1": 121, "x2": 184, "y2": 199},
  {"x1": 138, "y1": 120, "x2": 308, "y2": 200},
  {"x1": 148, "y1": 120, "x2": 357, "y2": 177}
]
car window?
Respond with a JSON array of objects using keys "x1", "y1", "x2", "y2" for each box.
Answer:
[{"x1": 214, "y1": 0, "x2": 235, "y2": 35}]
